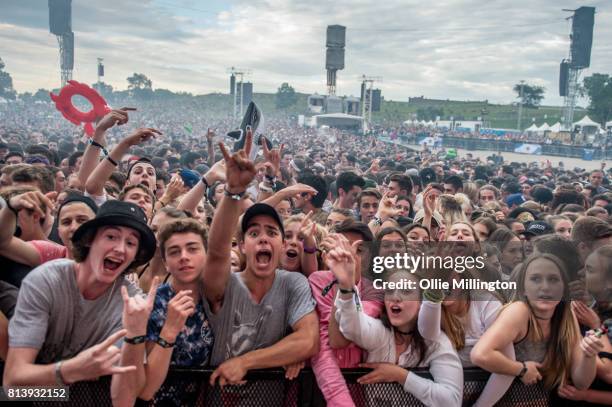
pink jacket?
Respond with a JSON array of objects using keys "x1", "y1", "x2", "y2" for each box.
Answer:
[{"x1": 309, "y1": 270, "x2": 383, "y2": 407}]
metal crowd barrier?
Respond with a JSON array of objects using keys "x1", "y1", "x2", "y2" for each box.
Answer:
[
  {"x1": 412, "y1": 135, "x2": 612, "y2": 161},
  {"x1": 0, "y1": 365, "x2": 550, "y2": 406}
]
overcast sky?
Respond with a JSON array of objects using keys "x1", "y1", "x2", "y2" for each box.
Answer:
[{"x1": 0, "y1": 0, "x2": 610, "y2": 105}]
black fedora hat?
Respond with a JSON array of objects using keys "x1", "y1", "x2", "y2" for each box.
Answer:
[{"x1": 71, "y1": 200, "x2": 156, "y2": 267}]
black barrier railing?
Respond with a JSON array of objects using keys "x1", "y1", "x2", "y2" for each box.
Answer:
[{"x1": 0, "y1": 366, "x2": 550, "y2": 407}]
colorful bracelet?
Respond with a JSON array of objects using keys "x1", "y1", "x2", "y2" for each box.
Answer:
[{"x1": 303, "y1": 246, "x2": 317, "y2": 254}]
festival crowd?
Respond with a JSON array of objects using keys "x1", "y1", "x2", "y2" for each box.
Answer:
[{"x1": 0, "y1": 103, "x2": 611, "y2": 406}]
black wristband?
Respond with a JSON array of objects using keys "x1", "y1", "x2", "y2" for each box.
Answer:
[
  {"x1": 156, "y1": 337, "x2": 175, "y2": 348},
  {"x1": 339, "y1": 287, "x2": 355, "y2": 294},
  {"x1": 201, "y1": 176, "x2": 210, "y2": 190},
  {"x1": 124, "y1": 335, "x2": 146, "y2": 345},
  {"x1": 224, "y1": 187, "x2": 246, "y2": 200},
  {"x1": 88, "y1": 139, "x2": 109, "y2": 156},
  {"x1": 517, "y1": 361, "x2": 527, "y2": 378},
  {"x1": 106, "y1": 156, "x2": 118, "y2": 167},
  {"x1": 5, "y1": 198, "x2": 20, "y2": 218}
]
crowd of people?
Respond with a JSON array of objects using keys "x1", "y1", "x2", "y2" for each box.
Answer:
[
  {"x1": 0, "y1": 102, "x2": 611, "y2": 407},
  {"x1": 374, "y1": 123, "x2": 612, "y2": 149}
]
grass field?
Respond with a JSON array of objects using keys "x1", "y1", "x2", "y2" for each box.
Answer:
[{"x1": 243, "y1": 92, "x2": 585, "y2": 130}]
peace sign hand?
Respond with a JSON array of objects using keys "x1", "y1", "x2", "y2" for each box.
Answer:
[
  {"x1": 219, "y1": 128, "x2": 256, "y2": 194},
  {"x1": 121, "y1": 277, "x2": 160, "y2": 337}
]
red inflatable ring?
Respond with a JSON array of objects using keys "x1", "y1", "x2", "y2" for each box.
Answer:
[{"x1": 50, "y1": 80, "x2": 111, "y2": 135}]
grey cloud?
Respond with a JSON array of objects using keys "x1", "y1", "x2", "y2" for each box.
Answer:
[{"x1": 0, "y1": 0, "x2": 610, "y2": 105}]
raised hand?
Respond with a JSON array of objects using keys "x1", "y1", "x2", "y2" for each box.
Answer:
[
  {"x1": 121, "y1": 277, "x2": 159, "y2": 337},
  {"x1": 282, "y1": 183, "x2": 318, "y2": 199},
  {"x1": 8, "y1": 191, "x2": 55, "y2": 218},
  {"x1": 122, "y1": 128, "x2": 162, "y2": 148},
  {"x1": 324, "y1": 234, "x2": 360, "y2": 290},
  {"x1": 261, "y1": 137, "x2": 284, "y2": 177},
  {"x1": 218, "y1": 129, "x2": 256, "y2": 194},
  {"x1": 164, "y1": 174, "x2": 185, "y2": 200},
  {"x1": 298, "y1": 211, "x2": 317, "y2": 247},
  {"x1": 579, "y1": 330, "x2": 605, "y2": 358},
  {"x1": 205, "y1": 158, "x2": 227, "y2": 184},
  {"x1": 161, "y1": 290, "x2": 195, "y2": 341},
  {"x1": 422, "y1": 186, "x2": 438, "y2": 217},
  {"x1": 571, "y1": 300, "x2": 601, "y2": 329},
  {"x1": 206, "y1": 128, "x2": 216, "y2": 144},
  {"x1": 95, "y1": 108, "x2": 136, "y2": 133},
  {"x1": 376, "y1": 191, "x2": 400, "y2": 221},
  {"x1": 63, "y1": 329, "x2": 137, "y2": 383}
]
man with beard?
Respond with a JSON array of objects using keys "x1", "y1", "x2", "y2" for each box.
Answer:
[{"x1": 203, "y1": 131, "x2": 319, "y2": 388}]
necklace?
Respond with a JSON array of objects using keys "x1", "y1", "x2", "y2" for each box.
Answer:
[{"x1": 395, "y1": 327, "x2": 415, "y2": 335}]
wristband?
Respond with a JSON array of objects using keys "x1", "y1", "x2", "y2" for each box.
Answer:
[
  {"x1": 106, "y1": 156, "x2": 118, "y2": 167},
  {"x1": 156, "y1": 336, "x2": 176, "y2": 348},
  {"x1": 594, "y1": 325, "x2": 609, "y2": 338},
  {"x1": 224, "y1": 187, "x2": 246, "y2": 201},
  {"x1": 264, "y1": 174, "x2": 276, "y2": 183},
  {"x1": 5, "y1": 198, "x2": 20, "y2": 218},
  {"x1": 201, "y1": 176, "x2": 210, "y2": 190},
  {"x1": 372, "y1": 217, "x2": 383, "y2": 226},
  {"x1": 303, "y1": 245, "x2": 317, "y2": 254},
  {"x1": 338, "y1": 287, "x2": 355, "y2": 294},
  {"x1": 423, "y1": 289, "x2": 445, "y2": 303},
  {"x1": 124, "y1": 335, "x2": 146, "y2": 345},
  {"x1": 88, "y1": 138, "x2": 109, "y2": 156},
  {"x1": 55, "y1": 361, "x2": 67, "y2": 386},
  {"x1": 517, "y1": 361, "x2": 527, "y2": 378},
  {"x1": 258, "y1": 182, "x2": 273, "y2": 193}
]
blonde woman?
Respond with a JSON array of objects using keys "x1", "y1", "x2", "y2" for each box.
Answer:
[{"x1": 471, "y1": 254, "x2": 605, "y2": 395}]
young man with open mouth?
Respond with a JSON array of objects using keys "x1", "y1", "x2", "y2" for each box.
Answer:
[
  {"x1": 3, "y1": 199, "x2": 159, "y2": 406},
  {"x1": 202, "y1": 130, "x2": 319, "y2": 390}
]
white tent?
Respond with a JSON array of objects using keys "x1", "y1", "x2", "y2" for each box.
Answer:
[
  {"x1": 573, "y1": 115, "x2": 601, "y2": 129},
  {"x1": 606, "y1": 121, "x2": 612, "y2": 130},
  {"x1": 426, "y1": 120, "x2": 434, "y2": 127},
  {"x1": 537, "y1": 123, "x2": 550, "y2": 132},
  {"x1": 549, "y1": 122, "x2": 562, "y2": 132},
  {"x1": 525, "y1": 123, "x2": 539, "y2": 132}
]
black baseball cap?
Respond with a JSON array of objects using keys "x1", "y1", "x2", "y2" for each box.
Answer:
[{"x1": 241, "y1": 203, "x2": 285, "y2": 237}]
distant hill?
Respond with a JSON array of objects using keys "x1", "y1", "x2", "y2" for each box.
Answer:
[{"x1": 241, "y1": 92, "x2": 583, "y2": 130}]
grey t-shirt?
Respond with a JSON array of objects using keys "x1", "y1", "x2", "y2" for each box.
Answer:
[
  {"x1": 9, "y1": 258, "x2": 141, "y2": 364},
  {"x1": 203, "y1": 270, "x2": 316, "y2": 366}
]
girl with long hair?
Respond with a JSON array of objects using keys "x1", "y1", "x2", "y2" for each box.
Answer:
[
  {"x1": 471, "y1": 253, "x2": 604, "y2": 395},
  {"x1": 330, "y1": 241, "x2": 463, "y2": 406},
  {"x1": 419, "y1": 221, "x2": 513, "y2": 406}
]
